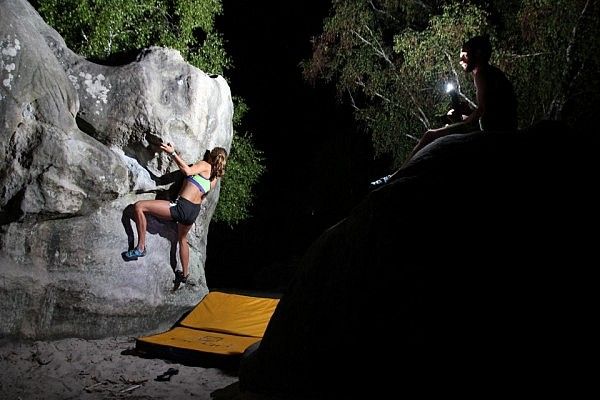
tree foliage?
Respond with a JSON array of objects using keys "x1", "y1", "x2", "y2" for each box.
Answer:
[
  {"x1": 33, "y1": 0, "x2": 265, "y2": 224},
  {"x1": 509, "y1": 0, "x2": 599, "y2": 127},
  {"x1": 34, "y1": 0, "x2": 229, "y2": 73},
  {"x1": 217, "y1": 123, "x2": 265, "y2": 224},
  {"x1": 304, "y1": 0, "x2": 599, "y2": 168}
]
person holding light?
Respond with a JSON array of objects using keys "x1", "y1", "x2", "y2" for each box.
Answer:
[
  {"x1": 370, "y1": 35, "x2": 517, "y2": 187},
  {"x1": 403, "y1": 35, "x2": 517, "y2": 166}
]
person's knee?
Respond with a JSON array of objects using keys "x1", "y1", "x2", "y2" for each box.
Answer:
[
  {"x1": 134, "y1": 201, "x2": 144, "y2": 214},
  {"x1": 421, "y1": 130, "x2": 436, "y2": 145},
  {"x1": 428, "y1": 128, "x2": 449, "y2": 141}
]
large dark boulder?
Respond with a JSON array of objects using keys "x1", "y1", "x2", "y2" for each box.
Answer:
[{"x1": 240, "y1": 122, "x2": 598, "y2": 397}]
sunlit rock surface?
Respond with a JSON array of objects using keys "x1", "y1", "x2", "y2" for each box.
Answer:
[
  {"x1": 0, "y1": 0, "x2": 233, "y2": 339},
  {"x1": 240, "y1": 122, "x2": 597, "y2": 397}
]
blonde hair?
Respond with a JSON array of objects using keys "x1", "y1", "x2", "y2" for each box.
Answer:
[{"x1": 209, "y1": 147, "x2": 228, "y2": 180}]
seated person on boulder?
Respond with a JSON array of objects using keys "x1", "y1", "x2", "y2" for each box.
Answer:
[
  {"x1": 405, "y1": 35, "x2": 517, "y2": 164},
  {"x1": 371, "y1": 35, "x2": 517, "y2": 187}
]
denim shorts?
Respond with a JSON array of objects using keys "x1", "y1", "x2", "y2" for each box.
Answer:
[{"x1": 169, "y1": 196, "x2": 201, "y2": 225}]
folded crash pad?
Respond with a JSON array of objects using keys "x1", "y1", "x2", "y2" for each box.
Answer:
[{"x1": 136, "y1": 291, "x2": 279, "y2": 359}]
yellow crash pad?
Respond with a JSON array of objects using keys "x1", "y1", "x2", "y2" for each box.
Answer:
[
  {"x1": 136, "y1": 291, "x2": 279, "y2": 357},
  {"x1": 137, "y1": 326, "x2": 262, "y2": 356},
  {"x1": 180, "y1": 291, "x2": 279, "y2": 337}
]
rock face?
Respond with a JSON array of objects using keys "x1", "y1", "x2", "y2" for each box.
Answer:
[
  {"x1": 240, "y1": 122, "x2": 598, "y2": 397},
  {"x1": 0, "y1": 0, "x2": 233, "y2": 339}
]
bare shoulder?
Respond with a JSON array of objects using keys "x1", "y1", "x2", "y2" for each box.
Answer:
[
  {"x1": 474, "y1": 68, "x2": 491, "y2": 90},
  {"x1": 188, "y1": 159, "x2": 211, "y2": 176},
  {"x1": 194, "y1": 159, "x2": 211, "y2": 168}
]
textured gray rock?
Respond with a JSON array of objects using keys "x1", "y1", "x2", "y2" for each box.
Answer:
[
  {"x1": 0, "y1": 0, "x2": 233, "y2": 339},
  {"x1": 239, "y1": 122, "x2": 598, "y2": 397}
]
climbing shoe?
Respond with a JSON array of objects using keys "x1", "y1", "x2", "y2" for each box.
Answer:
[
  {"x1": 123, "y1": 247, "x2": 146, "y2": 261},
  {"x1": 173, "y1": 270, "x2": 189, "y2": 290}
]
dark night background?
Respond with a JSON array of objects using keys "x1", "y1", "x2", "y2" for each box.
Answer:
[{"x1": 206, "y1": 2, "x2": 387, "y2": 291}]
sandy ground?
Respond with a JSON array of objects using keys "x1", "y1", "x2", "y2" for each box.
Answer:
[{"x1": 0, "y1": 336, "x2": 241, "y2": 400}]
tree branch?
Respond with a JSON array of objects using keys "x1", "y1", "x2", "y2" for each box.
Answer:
[
  {"x1": 506, "y1": 51, "x2": 551, "y2": 59},
  {"x1": 347, "y1": 88, "x2": 360, "y2": 111},
  {"x1": 357, "y1": 76, "x2": 430, "y2": 128},
  {"x1": 367, "y1": 1, "x2": 399, "y2": 22},
  {"x1": 351, "y1": 24, "x2": 430, "y2": 129},
  {"x1": 548, "y1": 0, "x2": 591, "y2": 120},
  {"x1": 350, "y1": 25, "x2": 397, "y2": 69}
]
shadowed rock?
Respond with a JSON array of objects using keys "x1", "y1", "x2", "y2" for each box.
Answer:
[
  {"x1": 239, "y1": 122, "x2": 598, "y2": 397},
  {"x1": 0, "y1": 0, "x2": 232, "y2": 339}
]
